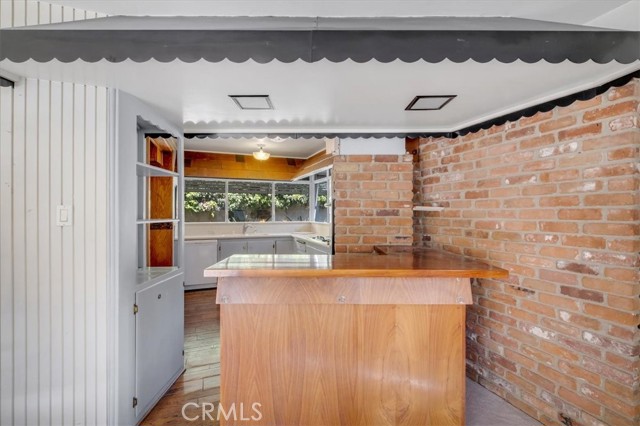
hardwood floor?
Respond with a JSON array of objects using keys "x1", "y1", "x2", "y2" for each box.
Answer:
[{"x1": 141, "y1": 289, "x2": 220, "y2": 426}]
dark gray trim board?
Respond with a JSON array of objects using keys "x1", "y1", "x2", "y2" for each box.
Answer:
[{"x1": 1, "y1": 29, "x2": 638, "y2": 64}]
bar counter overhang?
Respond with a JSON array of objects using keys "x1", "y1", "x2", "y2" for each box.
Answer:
[{"x1": 205, "y1": 246, "x2": 508, "y2": 426}]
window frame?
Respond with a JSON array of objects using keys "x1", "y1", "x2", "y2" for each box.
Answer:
[{"x1": 184, "y1": 173, "x2": 330, "y2": 223}]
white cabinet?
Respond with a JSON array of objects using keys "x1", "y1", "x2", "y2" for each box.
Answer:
[
  {"x1": 294, "y1": 237, "x2": 331, "y2": 255},
  {"x1": 247, "y1": 238, "x2": 276, "y2": 254},
  {"x1": 184, "y1": 240, "x2": 218, "y2": 288},
  {"x1": 134, "y1": 273, "x2": 184, "y2": 419},
  {"x1": 275, "y1": 238, "x2": 295, "y2": 254},
  {"x1": 306, "y1": 244, "x2": 329, "y2": 255},
  {"x1": 218, "y1": 239, "x2": 248, "y2": 260}
]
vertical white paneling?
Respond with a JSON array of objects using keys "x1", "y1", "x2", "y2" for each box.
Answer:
[
  {"x1": 0, "y1": 3, "x2": 111, "y2": 425},
  {"x1": 24, "y1": 77, "x2": 40, "y2": 426},
  {"x1": 49, "y1": 80, "x2": 64, "y2": 426},
  {"x1": 0, "y1": 85, "x2": 15, "y2": 426},
  {"x1": 37, "y1": 79, "x2": 51, "y2": 426},
  {"x1": 95, "y1": 87, "x2": 108, "y2": 426},
  {"x1": 12, "y1": 78, "x2": 27, "y2": 426},
  {"x1": 73, "y1": 84, "x2": 87, "y2": 426},
  {"x1": 61, "y1": 81, "x2": 75, "y2": 425},
  {"x1": 0, "y1": 0, "x2": 13, "y2": 28},
  {"x1": 84, "y1": 86, "x2": 97, "y2": 426},
  {"x1": 12, "y1": 0, "x2": 26, "y2": 27}
]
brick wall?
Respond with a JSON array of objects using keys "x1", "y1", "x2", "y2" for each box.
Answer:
[
  {"x1": 414, "y1": 79, "x2": 640, "y2": 425},
  {"x1": 333, "y1": 154, "x2": 414, "y2": 253}
]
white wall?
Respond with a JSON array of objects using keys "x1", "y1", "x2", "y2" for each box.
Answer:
[{"x1": 0, "y1": 2, "x2": 110, "y2": 425}]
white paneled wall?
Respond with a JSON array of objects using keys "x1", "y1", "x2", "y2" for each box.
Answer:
[{"x1": 0, "y1": 2, "x2": 110, "y2": 425}]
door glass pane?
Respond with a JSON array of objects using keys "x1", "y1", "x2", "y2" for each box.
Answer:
[
  {"x1": 184, "y1": 179, "x2": 226, "y2": 223},
  {"x1": 228, "y1": 181, "x2": 272, "y2": 222},
  {"x1": 275, "y1": 183, "x2": 309, "y2": 221},
  {"x1": 315, "y1": 181, "x2": 328, "y2": 223}
]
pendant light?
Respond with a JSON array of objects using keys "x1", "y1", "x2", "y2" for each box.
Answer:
[{"x1": 252, "y1": 144, "x2": 270, "y2": 161}]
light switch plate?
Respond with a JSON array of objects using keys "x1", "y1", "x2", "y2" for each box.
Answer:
[{"x1": 56, "y1": 205, "x2": 73, "y2": 226}]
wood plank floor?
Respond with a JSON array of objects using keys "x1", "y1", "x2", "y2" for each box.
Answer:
[{"x1": 142, "y1": 289, "x2": 220, "y2": 426}]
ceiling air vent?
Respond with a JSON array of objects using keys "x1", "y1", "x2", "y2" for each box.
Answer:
[
  {"x1": 405, "y1": 95, "x2": 456, "y2": 111},
  {"x1": 229, "y1": 95, "x2": 274, "y2": 110},
  {"x1": 235, "y1": 155, "x2": 245, "y2": 163}
]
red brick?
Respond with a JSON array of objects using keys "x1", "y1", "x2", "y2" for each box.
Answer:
[
  {"x1": 608, "y1": 176, "x2": 639, "y2": 191},
  {"x1": 539, "y1": 196, "x2": 579, "y2": 207},
  {"x1": 521, "y1": 111, "x2": 554, "y2": 126},
  {"x1": 539, "y1": 115, "x2": 577, "y2": 133},
  {"x1": 538, "y1": 364, "x2": 577, "y2": 390},
  {"x1": 584, "y1": 356, "x2": 637, "y2": 387},
  {"x1": 560, "y1": 286, "x2": 604, "y2": 302},
  {"x1": 540, "y1": 169, "x2": 580, "y2": 182},
  {"x1": 603, "y1": 267, "x2": 638, "y2": 282},
  {"x1": 583, "y1": 303, "x2": 638, "y2": 326},
  {"x1": 521, "y1": 344, "x2": 555, "y2": 365},
  {"x1": 519, "y1": 134, "x2": 555, "y2": 150},
  {"x1": 557, "y1": 208, "x2": 602, "y2": 220},
  {"x1": 580, "y1": 384, "x2": 636, "y2": 418},
  {"x1": 557, "y1": 310, "x2": 601, "y2": 331},
  {"x1": 556, "y1": 261, "x2": 599, "y2": 275},
  {"x1": 558, "y1": 360, "x2": 601, "y2": 386},
  {"x1": 607, "y1": 208, "x2": 639, "y2": 221},
  {"x1": 607, "y1": 83, "x2": 637, "y2": 101},
  {"x1": 540, "y1": 340, "x2": 580, "y2": 362},
  {"x1": 561, "y1": 235, "x2": 606, "y2": 249},
  {"x1": 584, "y1": 193, "x2": 636, "y2": 206},
  {"x1": 558, "y1": 123, "x2": 602, "y2": 141},
  {"x1": 373, "y1": 155, "x2": 401, "y2": 162},
  {"x1": 558, "y1": 180, "x2": 602, "y2": 193},
  {"x1": 583, "y1": 132, "x2": 640, "y2": 151},
  {"x1": 583, "y1": 277, "x2": 637, "y2": 297},
  {"x1": 538, "y1": 293, "x2": 579, "y2": 311},
  {"x1": 583, "y1": 100, "x2": 639, "y2": 122},
  {"x1": 583, "y1": 162, "x2": 636, "y2": 178},
  {"x1": 520, "y1": 368, "x2": 555, "y2": 392},
  {"x1": 539, "y1": 222, "x2": 578, "y2": 233},
  {"x1": 608, "y1": 115, "x2": 638, "y2": 131},
  {"x1": 506, "y1": 126, "x2": 535, "y2": 140},
  {"x1": 465, "y1": 190, "x2": 489, "y2": 199},
  {"x1": 558, "y1": 387, "x2": 602, "y2": 416},
  {"x1": 584, "y1": 223, "x2": 639, "y2": 236},
  {"x1": 558, "y1": 96, "x2": 602, "y2": 115}
]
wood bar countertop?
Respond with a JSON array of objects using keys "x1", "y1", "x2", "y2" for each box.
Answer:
[{"x1": 204, "y1": 245, "x2": 508, "y2": 279}]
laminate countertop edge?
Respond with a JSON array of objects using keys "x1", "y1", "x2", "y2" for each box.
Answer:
[{"x1": 204, "y1": 246, "x2": 509, "y2": 279}]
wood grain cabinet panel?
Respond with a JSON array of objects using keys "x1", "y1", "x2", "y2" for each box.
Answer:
[{"x1": 218, "y1": 278, "x2": 466, "y2": 426}]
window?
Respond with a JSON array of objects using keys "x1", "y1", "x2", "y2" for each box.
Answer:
[
  {"x1": 184, "y1": 171, "x2": 329, "y2": 223},
  {"x1": 228, "y1": 181, "x2": 273, "y2": 222},
  {"x1": 275, "y1": 183, "x2": 309, "y2": 221},
  {"x1": 184, "y1": 180, "x2": 226, "y2": 222}
]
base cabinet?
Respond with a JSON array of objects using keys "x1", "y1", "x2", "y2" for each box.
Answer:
[
  {"x1": 184, "y1": 240, "x2": 218, "y2": 288},
  {"x1": 135, "y1": 274, "x2": 184, "y2": 419}
]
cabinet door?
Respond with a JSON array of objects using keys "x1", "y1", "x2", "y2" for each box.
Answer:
[
  {"x1": 135, "y1": 274, "x2": 184, "y2": 418},
  {"x1": 218, "y1": 239, "x2": 247, "y2": 261},
  {"x1": 247, "y1": 238, "x2": 275, "y2": 255},
  {"x1": 184, "y1": 241, "x2": 218, "y2": 286},
  {"x1": 274, "y1": 238, "x2": 295, "y2": 254}
]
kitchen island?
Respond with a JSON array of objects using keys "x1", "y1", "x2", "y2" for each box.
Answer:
[{"x1": 204, "y1": 246, "x2": 508, "y2": 426}]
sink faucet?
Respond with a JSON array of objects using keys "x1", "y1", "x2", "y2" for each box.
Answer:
[{"x1": 243, "y1": 223, "x2": 256, "y2": 234}]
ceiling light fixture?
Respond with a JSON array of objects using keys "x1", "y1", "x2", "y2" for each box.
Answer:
[
  {"x1": 405, "y1": 95, "x2": 456, "y2": 111},
  {"x1": 252, "y1": 144, "x2": 271, "y2": 161},
  {"x1": 229, "y1": 95, "x2": 274, "y2": 110}
]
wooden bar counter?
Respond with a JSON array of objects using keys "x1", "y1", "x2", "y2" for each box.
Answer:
[{"x1": 204, "y1": 246, "x2": 507, "y2": 426}]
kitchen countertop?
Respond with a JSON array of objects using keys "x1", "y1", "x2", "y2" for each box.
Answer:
[
  {"x1": 204, "y1": 245, "x2": 508, "y2": 278},
  {"x1": 186, "y1": 232, "x2": 331, "y2": 247}
]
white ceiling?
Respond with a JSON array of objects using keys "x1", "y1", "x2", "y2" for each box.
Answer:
[
  {"x1": 184, "y1": 136, "x2": 326, "y2": 158},
  {"x1": 46, "y1": 1, "x2": 638, "y2": 30},
  {"x1": 2, "y1": 59, "x2": 637, "y2": 135}
]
